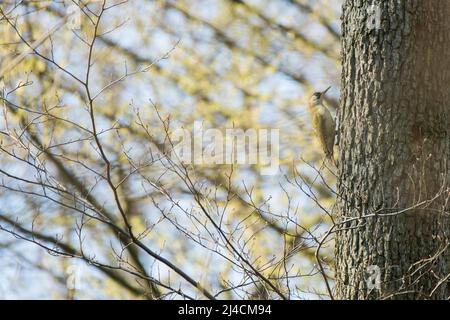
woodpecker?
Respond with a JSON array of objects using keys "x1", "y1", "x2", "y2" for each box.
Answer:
[{"x1": 307, "y1": 86, "x2": 336, "y2": 165}]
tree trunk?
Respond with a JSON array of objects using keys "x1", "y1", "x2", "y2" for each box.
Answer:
[{"x1": 336, "y1": 0, "x2": 450, "y2": 299}]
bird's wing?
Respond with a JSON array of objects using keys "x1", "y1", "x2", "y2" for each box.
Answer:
[
  {"x1": 325, "y1": 113, "x2": 336, "y2": 158},
  {"x1": 313, "y1": 110, "x2": 335, "y2": 158},
  {"x1": 313, "y1": 112, "x2": 327, "y2": 153}
]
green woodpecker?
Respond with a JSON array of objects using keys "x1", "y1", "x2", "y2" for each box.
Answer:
[{"x1": 308, "y1": 86, "x2": 336, "y2": 165}]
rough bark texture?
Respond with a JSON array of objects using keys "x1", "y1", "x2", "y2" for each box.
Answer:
[{"x1": 336, "y1": 0, "x2": 450, "y2": 299}]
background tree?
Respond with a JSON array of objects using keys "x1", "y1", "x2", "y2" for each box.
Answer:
[
  {"x1": 0, "y1": 0, "x2": 340, "y2": 299},
  {"x1": 336, "y1": 0, "x2": 449, "y2": 299}
]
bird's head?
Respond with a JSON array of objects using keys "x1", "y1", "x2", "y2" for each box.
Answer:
[{"x1": 309, "y1": 86, "x2": 331, "y2": 106}]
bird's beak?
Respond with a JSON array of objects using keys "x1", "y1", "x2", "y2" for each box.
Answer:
[{"x1": 322, "y1": 86, "x2": 331, "y2": 96}]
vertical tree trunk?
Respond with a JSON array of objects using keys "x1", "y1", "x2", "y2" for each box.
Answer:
[{"x1": 336, "y1": 0, "x2": 450, "y2": 299}]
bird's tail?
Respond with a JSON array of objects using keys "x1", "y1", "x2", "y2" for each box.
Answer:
[{"x1": 326, "y1": 152, "x2": 338, "y2": 168}]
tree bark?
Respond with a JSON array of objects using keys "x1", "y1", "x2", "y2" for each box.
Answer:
[{"x1": 336, "y1": 0, "x2": 450, "y2": 299}]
